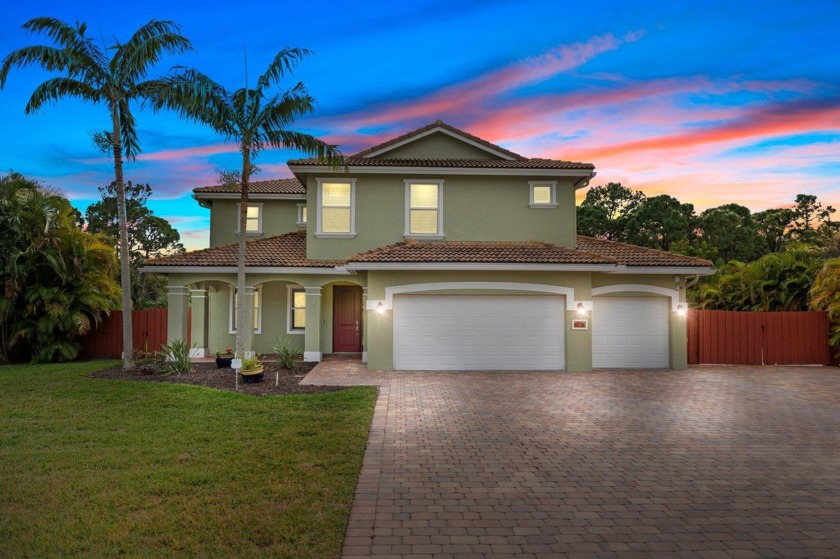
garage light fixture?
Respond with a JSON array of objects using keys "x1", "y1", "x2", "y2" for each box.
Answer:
[
  {"x1": 675, "y1": 304, "x2": 687, "y2": 317},
  {"x1": 376, "y1": 301, "x2": 385, "y2": 314},
  {"x1": 576, "y1": 302, "x2": 587, "y2": 316}
]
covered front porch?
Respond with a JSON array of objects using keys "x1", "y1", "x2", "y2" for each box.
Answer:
[{"x1": 164, "y1": 272, "x2": 368, "y2": 362}]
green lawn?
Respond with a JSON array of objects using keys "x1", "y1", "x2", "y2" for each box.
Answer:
[{"x1": 0, "y1": 361, "x2": 377, "y2": 558}]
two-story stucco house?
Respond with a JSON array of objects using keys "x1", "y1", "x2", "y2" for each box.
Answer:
[{"x1": 143, "y1": 121, "x2": 713, "y2": 371}]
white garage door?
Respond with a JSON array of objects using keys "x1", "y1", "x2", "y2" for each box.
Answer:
[
  {"x1": 393, "y1": 294, "x2": 565, "y2": 370},
  {"x1": 592, "y1": 297, "x2": 670, "y2": 368}
]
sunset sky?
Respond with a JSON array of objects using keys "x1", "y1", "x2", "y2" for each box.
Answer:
[{"x1": 2, "y1": 0, "x2": 838, "y2": 250}]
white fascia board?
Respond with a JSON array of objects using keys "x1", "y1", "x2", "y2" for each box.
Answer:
[
  {"x1": 345, "y1": 262, "x2": 619, "y2": 272},
  {"x1": 139, "y1": 266, "x2": 350, "y2": 275},
  {"x1": 360, "y1": 126, "x2": 518, "y2": 160},
  {"x1": 287, "y1": 165, "x2": 593, "y2": 177},
  {"x1": 606, "y1": 266, "x2": 716, "y2": 275},
  {"x1": 193, "y1": 192, "x2": 306, "y2": 201}
]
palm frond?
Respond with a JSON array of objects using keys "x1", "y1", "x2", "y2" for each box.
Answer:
[
  {"x1": 118, "y1": 99, "x2": 141, "y2": 159},
  {"x1": 264, "y1": 129, "x2": 343, "y2": 165},
  {"x1": 19, "y1": 18, "x2": 108, "y2": 83},
  {"x1": 256, "y1": 47, "x2": 312, "y2": 90},
  {"x1": 114, "y1": 20, "x2": 192, "y2": 84},
  {"x1": 260, "y1": 84, "x2": 315, "y2": 130},
  {"x1": 146, "y1": 68, "x2": 236, "y2": 136},
  {"x1": 24, "y1": 77, "x2": 99, "y2": 113}
]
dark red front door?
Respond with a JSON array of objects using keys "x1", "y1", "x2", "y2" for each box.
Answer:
[{"x1": 333, "y1": 286, "x2": 362, "y2": 352}]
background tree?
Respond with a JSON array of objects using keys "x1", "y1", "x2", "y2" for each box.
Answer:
[
  {"x1": 577, "y1": 182, "x2": 645, "y2": 241},
  {"x1": 626, "y1": 194, "x2": 696, "y2": 251},
  {"x1": 0, "y1": 172, "x2": 119, "y2": 363},
  {"x1": 149, "y1": 48, "x2": 342, "y2": 358},
  {"x1": 696, "y1": 204, "x2": 761, "y2": 263},
  {"x1": 751, "y1": 208, "x2": 795, "y2": 254},
  {"x1": 85, "y1": 180, "x2": 184, "y2": 308},
  {"x1": 1, "y1": 18, "x2": 192, "y2": 370}
]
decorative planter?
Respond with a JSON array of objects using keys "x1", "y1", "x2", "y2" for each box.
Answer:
[
  {"x1": 215, "y1": 357, "x2": 233, "y2": 368},
  {"x1": 240, "y1": 366, "x2": 264, "y2": 383}
]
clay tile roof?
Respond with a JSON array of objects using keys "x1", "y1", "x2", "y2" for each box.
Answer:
[
  {"x1": 576, "y1": 236, "x2": 714, "y2": 267},
  {"x1": 193, "y1": 178, "x2": 304, "y2": 195},
  {"x1": 143, "y1": 232, "x2": 342, "y2": 268},
  {"x1": 348, "y1": 240, "x2": 616, "y2": 264}
]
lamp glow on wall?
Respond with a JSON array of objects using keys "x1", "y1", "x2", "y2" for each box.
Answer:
[
  {"x1": 376, "y1": 301, "x2": 385, "y2": 314},
  {"x1": 675, "y1": 304, "x2": 688, "y2": 317},
  {"x1": 576, "y1": 302, "x2": 588, "y2": 316}
]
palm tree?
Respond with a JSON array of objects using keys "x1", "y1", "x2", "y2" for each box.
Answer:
[
  {"x1": 1, "y1": 18, "x2": 193, "y2": 370},
  {"x1": 149, "y1": 49, "x2": 342, "y2": 358}
]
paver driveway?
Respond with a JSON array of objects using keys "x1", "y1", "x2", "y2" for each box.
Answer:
[{"x1": 303, "y1": 360, "x2": 840, "y2": 558}]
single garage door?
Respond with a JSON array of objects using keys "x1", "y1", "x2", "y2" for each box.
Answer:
[
  {"x1": 592, "y1": 296, "x2": 670, "y2": 368},
  {"x1": 393, "y1": 294, "x2": 565, "y2": 370}
]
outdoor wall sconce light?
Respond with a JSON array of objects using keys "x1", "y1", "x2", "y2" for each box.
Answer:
[
  {"x1": 676, "y1": 304, "x2": 687, "y2": 317},
  {"x1": 576, "y1": 302, "x2": 588, "y2": 316},
  {"x1": 376, "y1": 301, "x2": 385, "y2": 314}
]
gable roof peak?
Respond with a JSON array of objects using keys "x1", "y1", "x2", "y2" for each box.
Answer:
[{"x1": 350, "y1": 120, "x2": 527, "y2": 161}]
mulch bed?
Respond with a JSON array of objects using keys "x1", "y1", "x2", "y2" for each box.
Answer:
[{"x1": 88, "y1": 361, "x2": 346, "y2": 396}]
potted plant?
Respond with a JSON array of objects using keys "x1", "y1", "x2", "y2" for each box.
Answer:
[
  {"x1": 240, "y1": 356, "x2": 264, "y2": 383},
  {"x1": 215, "y1": 348, "x2": 234, "y2": 368}
]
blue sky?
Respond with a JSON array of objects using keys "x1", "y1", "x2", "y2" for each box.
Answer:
[{"x1": 2, "y1": 0, "x2": 838, "y2": 249}]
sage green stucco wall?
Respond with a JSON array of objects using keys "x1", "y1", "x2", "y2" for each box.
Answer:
[
  {"x1": 208, "y1": 199, "x2": 304, "y2": 247},
  {"x1": 305, "y1": 174, "x2": 578, "y2": 260},
  {"x1": 378, "y1": 132, "x2": 500, "y2": 159}
]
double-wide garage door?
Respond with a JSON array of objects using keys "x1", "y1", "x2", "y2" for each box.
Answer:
[{"x1": 393, "y1": 294, "x2": 565, "y2": 370}]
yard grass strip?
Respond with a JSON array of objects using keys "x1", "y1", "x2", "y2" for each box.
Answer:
[{"x1": 0, "y1": 361, "x2": 377, "y2": 558}]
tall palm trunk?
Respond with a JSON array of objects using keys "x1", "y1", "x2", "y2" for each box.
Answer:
[
  {"x1": 234, "y1": 148, "x2": 251, "y2": 358},
  {"x1": 110, "y1": 105, "x2": 135, "y2": 370}
]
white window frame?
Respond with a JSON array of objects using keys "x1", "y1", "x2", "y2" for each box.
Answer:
[
  {"x1": 228, "y1": 286, "x2": 262, "y2": 334},
  {"x1": 404, "y1": 179, "x2": 444, "y2": 239},
  {"x1": 286, "y1": 285, "x2": 306, "y2": 334},
  {"x1": 296, "y1": 203, "x2": 307, "y2": 227},
  {"x1": 315, "y1": 178, "x2": 356, "y2": 238},
  {"x1": 235, "y1": 202, "x2": 264, "y2": 234},
  {"x1": 529, "y1": 181, "x2": 557, "y2": 208}
]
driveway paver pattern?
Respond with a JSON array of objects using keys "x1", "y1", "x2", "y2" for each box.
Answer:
[{"x1": 303, "y1": 359, "x2": 840, "y2": 558}]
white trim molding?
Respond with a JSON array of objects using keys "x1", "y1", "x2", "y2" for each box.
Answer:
[
  {"x1": 235, "y1": 202, "x2": 264, "y2": 235},
  {"x1": 529, "y1": 181, "x2": 558, "y2": 208},
  {"x1": 368, "y1": 282, "x2": 579, "y2": 311},
  {"x1": 286, "y1": 284, "x2": 306, "y2": 335},
  {"x1": 404, "y1": 179, "x2": 444, "y2": 238},
  {"x1": 591, "y1": 284, "x2": 683, "y2": 311},
  {"x1": 296, "y1": 203, "x2": 307, "y2": 227},
  {"x1": 289, "y1": 165, "x2": 594, "y2": 178},
  {"x1": 316, "y1": 177, "x2": 356, "y2": 237},
  {"x1": 140, "y1": 265, "x2": 351, "y2": 275}
]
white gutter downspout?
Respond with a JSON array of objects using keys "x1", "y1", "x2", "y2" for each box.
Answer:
[{"x1": 573, "y1": 171, "x2": 597, "y2": 190}]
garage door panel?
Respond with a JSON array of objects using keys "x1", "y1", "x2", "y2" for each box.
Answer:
[
  {"x1": 393, "y1": 294, "x2": 565, "y2": 371},
  {"x1": 592, "y1": 297, "x2": 669, "y2": 368}
]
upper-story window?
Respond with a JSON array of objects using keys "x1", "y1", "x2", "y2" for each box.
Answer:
[
  {"x1": 297, "y1": 204, "x2": 307, "y2": 226},
  {"x1": 529, "y1": 181, "x2": 557, "y2": 208},
  {"x1": 316, "y1": 179, "x2": 356, "y2": 237},
  {"x1": 405, "y1": 180, "x2": 444, "y2": 238},
  {"x1": 236, "y1": 203, "x2": 263, "y2": 234}
]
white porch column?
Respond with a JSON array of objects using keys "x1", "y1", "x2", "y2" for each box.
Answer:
[
  {"x1": 167, "y1": 286, "x2": 190, "y2": 345},
  {"x1": 189, "y1": 288, "x2": 209, "y2": 358},
  {"x1": 304, "y1": 286, "x2": 322, "y2": 362}
]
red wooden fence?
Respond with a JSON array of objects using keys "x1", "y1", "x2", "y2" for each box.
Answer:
[
  {"x1": 687, "y1": 310, "x2": 830, "y2": 365},
  {"x1": 79, "y1": 308, "x2": 190, "y2": 359}
]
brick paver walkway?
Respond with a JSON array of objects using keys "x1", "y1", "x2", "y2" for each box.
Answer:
[{"x1": 303, "y1": 359, "x2": 840, "y2": 558}]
